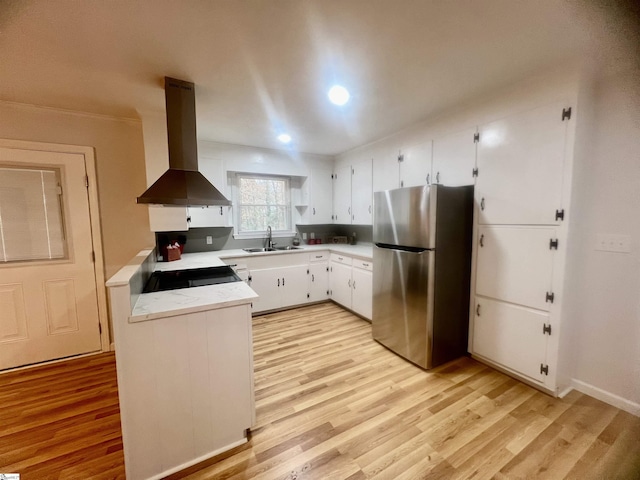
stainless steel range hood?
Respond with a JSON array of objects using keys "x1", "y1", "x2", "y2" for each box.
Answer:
[{"x1": 137, "y1": 77, "x2": 231, "y2": 207}]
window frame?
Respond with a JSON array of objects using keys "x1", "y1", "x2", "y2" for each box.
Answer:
[{"x1": 232, "y1": 172, "x2": 295, "y2": 239}]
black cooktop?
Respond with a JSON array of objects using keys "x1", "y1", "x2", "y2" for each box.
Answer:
[{"x1": 142, "y1": 266, "x2": 241, "y2": 293}]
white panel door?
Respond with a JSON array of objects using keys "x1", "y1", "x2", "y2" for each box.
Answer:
[
  {"x1": 351, "y1": 158, "x2": 373, "y2": 225},
  {"x1": 400, "y1": 141, "x2": 432, "y2": 188},
  {"x1": 330, "y1": 261, "x2": 352, "y2": 309},
  {"x1": 0, "y1": 148, "x2": 101, "y2": 370},
  {"x1": 332, "y1": 163, "x2": 351, "y2": 224},
  {"x1": 475, "y1": 226, "x2": 555, "y2": 311},
  {"x1": 473, "y1": 296, "x2": 548, "y2": 383},
  {"x1": 432, "y1": 127, "x2": 477, "y2": 186},
  {"x1": 248, "y1": 268, "x2": 281, "y2": 313},
  {"x1": 476, "y1": 102, "x2": 570, "y2": 225},
  {"x1": 308, "y1": 262, "x2": 329, "y2": 302},
  {"x1": 351, "y1": 267, "x2": 372, "y2": 320}
]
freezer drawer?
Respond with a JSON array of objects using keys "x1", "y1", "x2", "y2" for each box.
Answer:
[{"x1": 372, "y1": 246, "x2": 435, "y2": 369}]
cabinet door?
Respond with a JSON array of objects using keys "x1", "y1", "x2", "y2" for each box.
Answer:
[
  {"x1": 373, "y1": 148, "x2": 401, "y2": 193},
  {"x1": 400, "y1": 141, "x2": 432, "y2": 188},
  {"x1": 351, "y1": 267, "x2": 372, "y2": 320},
  {"x1": 280, "y1": 265, "x2": 309, "y2": 308},
  {"x1": 432, "y1": 128, "x2": 476, "y2": 186},
  {"x1": 330, "y1": 261, "x2": 352, "y2": 308},
  {"x1": 187, "y1": 206, "x2": 229, "y2": 228},
  {"x1": 351, "y1": 158, "x2": 373, "y2": 225},
  {"x1": 473, "y1": 296, "x2": 548, "y2": 383},
  {"x1": 148, "y1": 206, "x2": 189, "y2": 232},
  {"x1": 332, "y1": 163, "x2": 352, "y2": 224},
  {"x1": 308, "y1": 163, "x2": 334, "y2": 224},
  {"x1": 248, "y1": 268, "x2": 282, "y2": 313},
  {"x1": 476, "y1": 102, "x2": 570, "y2": 225},
  {"x1": 476, "y1": 226, "x2": 555, "y2": 311},
  {"x1": 308, "y1": 262, "x2": 329, "y2": 302}
]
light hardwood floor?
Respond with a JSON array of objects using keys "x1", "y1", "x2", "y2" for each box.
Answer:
[{"x1": 2, "y1": 302, "x2": 639, "y2": 479}]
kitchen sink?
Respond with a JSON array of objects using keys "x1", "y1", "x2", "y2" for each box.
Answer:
[
  {"x1": 273, "y1": 246, "x2": 302, "y2": 250},
  {"x1": 243, "y1": 247, "x2": 276, "y2": 253}
]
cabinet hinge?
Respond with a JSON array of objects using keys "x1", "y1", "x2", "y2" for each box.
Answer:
[
  {"x1": 472, "y1": 167, "x2": 479, "y2": 177},
  {"x1": 400, "y1": 180, "x2": 404, "y2": 187},
  {"x1": 352, "y1": 167, "x2": 355, "y2": 175},
  {"x1": 98, "y1": 322, "x2": 102, "y2": 334},
  {"x1": 562, "y1": 107, "x2": 572, "y2": 121},
  {"x1": 473, "y1": 132, "x2": 480, "y2": 143},
  {"x1": 85, "y1": 175, "x2": 89, "y2": 188},
  {"x1": 549, "y1": 238, "x2": 559, "y2": 250},
  {"x1": 540, "y1": 364, "x2": 549, "y2": 375},
  {"x1": 555, "y1": 209, "x2": 565, "y2": 221},
  {"x1": 545, "y1": 291, "x2": 555, "y2": 304},
  {"x1": 398, "y1": 154, "x2": 404, "y2": 163},
  {"x1": 543, "y1": 323, "x2": 552, "y2": 335},
  {"x1": 186, "y1": 216, "x2": 192, "y2": 223}
]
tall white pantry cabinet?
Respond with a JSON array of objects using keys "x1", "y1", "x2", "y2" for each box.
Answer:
[{"x1": 470, "y1": 101, "x2": 576, "y2": 394}]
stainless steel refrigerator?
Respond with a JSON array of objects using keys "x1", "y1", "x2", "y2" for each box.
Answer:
[{"x1": 372, "y1": 184, "x2": 474, "y2": 369}]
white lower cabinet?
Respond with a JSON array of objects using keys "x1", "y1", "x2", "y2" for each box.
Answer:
[
  {"x1": 250, "y1": 264, "x2": 309, "y2": 313},
  {"x1": 308, "y1": 251, "x2": 330, "y2": 303},
  {"x1": 329, "y1": 253, "x2": 373, "y2": 320},
  {"x1": 473, "y1": 296, "x2": 549, "y2": 382}
]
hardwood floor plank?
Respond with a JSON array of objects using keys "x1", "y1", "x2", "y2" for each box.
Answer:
[{"x1": 2, "y1": 302, "x2": 638, "y2": 479}]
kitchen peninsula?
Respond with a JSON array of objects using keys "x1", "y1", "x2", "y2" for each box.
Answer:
[{"x1": 106, "y1": 244, "x2": 372, "y2": 480}]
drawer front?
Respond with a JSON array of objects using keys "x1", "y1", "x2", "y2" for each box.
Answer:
[
  {"x1": 309, "y1": 251, "x2": 330, "y2": 262},
  {"x1": 330, "y1": 253, "x2": 352, "y2": 266},
  {"x1": 353, "y1": 259, "x2": 373, "y2": 271}
]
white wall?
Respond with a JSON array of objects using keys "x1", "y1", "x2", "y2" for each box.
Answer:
[
  {"x1": 562, "y1": 69, "x2": 640, "y2": 413},
  {"x1": 336, "y1": 63, "x2": 640, "y2": 413}
]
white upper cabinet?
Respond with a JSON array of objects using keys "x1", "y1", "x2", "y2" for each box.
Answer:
[
  {"x1": 332, "y1": 163, "x2": 352, "y2": 224},
  {"x1": 372, "y1": 147, "x2": 401, "y2": 193},
  {"x1": 308, "y1": 162, "x2": 334, "y2": 224},
  {"x1": 333, "y1": 158, "x2": 373, "y2": 225},
  {"x1": 432, "y1": 127, "x2": 477, "y2": 186},
  {"x1": 476, "y1": 102, "x2": 571, "y2": 225},
  {"x1": 351, "y1": 158, "x2": 372, "y2": 225},
  {"x1": 187, "y1": 205, "x2": 230, "y2": 228},
  {"x1": 399, "y1": 141, "x2": 432, "y2": 188}
]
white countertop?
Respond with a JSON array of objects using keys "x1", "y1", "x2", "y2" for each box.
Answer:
[
  {"x1": 110, "y1": 243, "x2": 373, "y2": 323},
  {"x1": 130, "y1": 281, "x2": 258, "y2": 322}
]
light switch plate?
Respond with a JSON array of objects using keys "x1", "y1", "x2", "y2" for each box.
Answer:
[{"x1": 595, "y1": 234, "x2": 631, "y2": 253}]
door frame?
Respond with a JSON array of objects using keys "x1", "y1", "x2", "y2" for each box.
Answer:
[{"x1": 0, "y1": 139, "x2": 109, "y2": 353}]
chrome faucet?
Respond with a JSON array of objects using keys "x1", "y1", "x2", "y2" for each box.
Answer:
[{"x1": 265, "y1": 225, "x2": 274, "y2": 249}]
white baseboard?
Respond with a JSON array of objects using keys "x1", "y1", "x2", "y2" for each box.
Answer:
[{"x1": 570, "y1": 378, "x2": 640, "y2": 417}]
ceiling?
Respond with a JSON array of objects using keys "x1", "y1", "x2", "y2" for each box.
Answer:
[{"x1": 0, "y1": 0, "x2": 637, "y2": 156}]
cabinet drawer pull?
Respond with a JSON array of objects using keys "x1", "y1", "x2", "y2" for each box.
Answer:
[
  {"x1": 368, "y1": 205, "x2": 372, "y2": 214},
  {"x1": 436, "y1": 172, "x2": 440, "y2": 183},
  {"x1": 282, "y1": 277, "x2": 285, "y2": 286},
  {"x1": 363, "y1": 263, "x2": 369, "y2": 267},
  {"x1": 479, "y1": 234, "x2": 484, "y2": 247},
  {"x1": 312, "y1": 274, "x2": 315, "y2": 282},
  {"x1": 480, "y1": 198, "x2": 485, "y2": 211},
  {"x1": 348, "y1": 279, "x2": 351, "y2": 287},
  {"x1": 353, "y1": 281, "x2": 356, "y2": 289},
  {"x1": 278, "y1": 278, "x2": 280, "y2": 287},
  {"x1": 426, "y1": 173, "x2": 430, "y2": 185},
  {"x1": 313, "y1": 207, "x2": 316, "y2": 215},
  {"x1": 476, "y1": 304, "x2": 481, "y2": 316}
]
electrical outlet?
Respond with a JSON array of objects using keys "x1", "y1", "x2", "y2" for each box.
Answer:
[
  {"x1": 206, "y1": 236, "x2": 213, "y2": 245},
  {"x1": 595, "y1": 234, "x2": 631, "y2": 253},
  {"x1": 302, "y1": 232, "x2": 307, "y2": 240}
]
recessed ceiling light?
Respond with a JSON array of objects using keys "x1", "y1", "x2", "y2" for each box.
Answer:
[
  {"x1": 277, "y1": 133, "x2": 292, "y2": 144},
  {"x1": 328, "y1": 85, "x2": 350, "y2": 106}
]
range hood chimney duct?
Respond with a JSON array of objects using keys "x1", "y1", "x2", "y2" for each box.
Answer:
[{"x1": 137, "y1": 77, "x2": 231, "y2": 206}]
